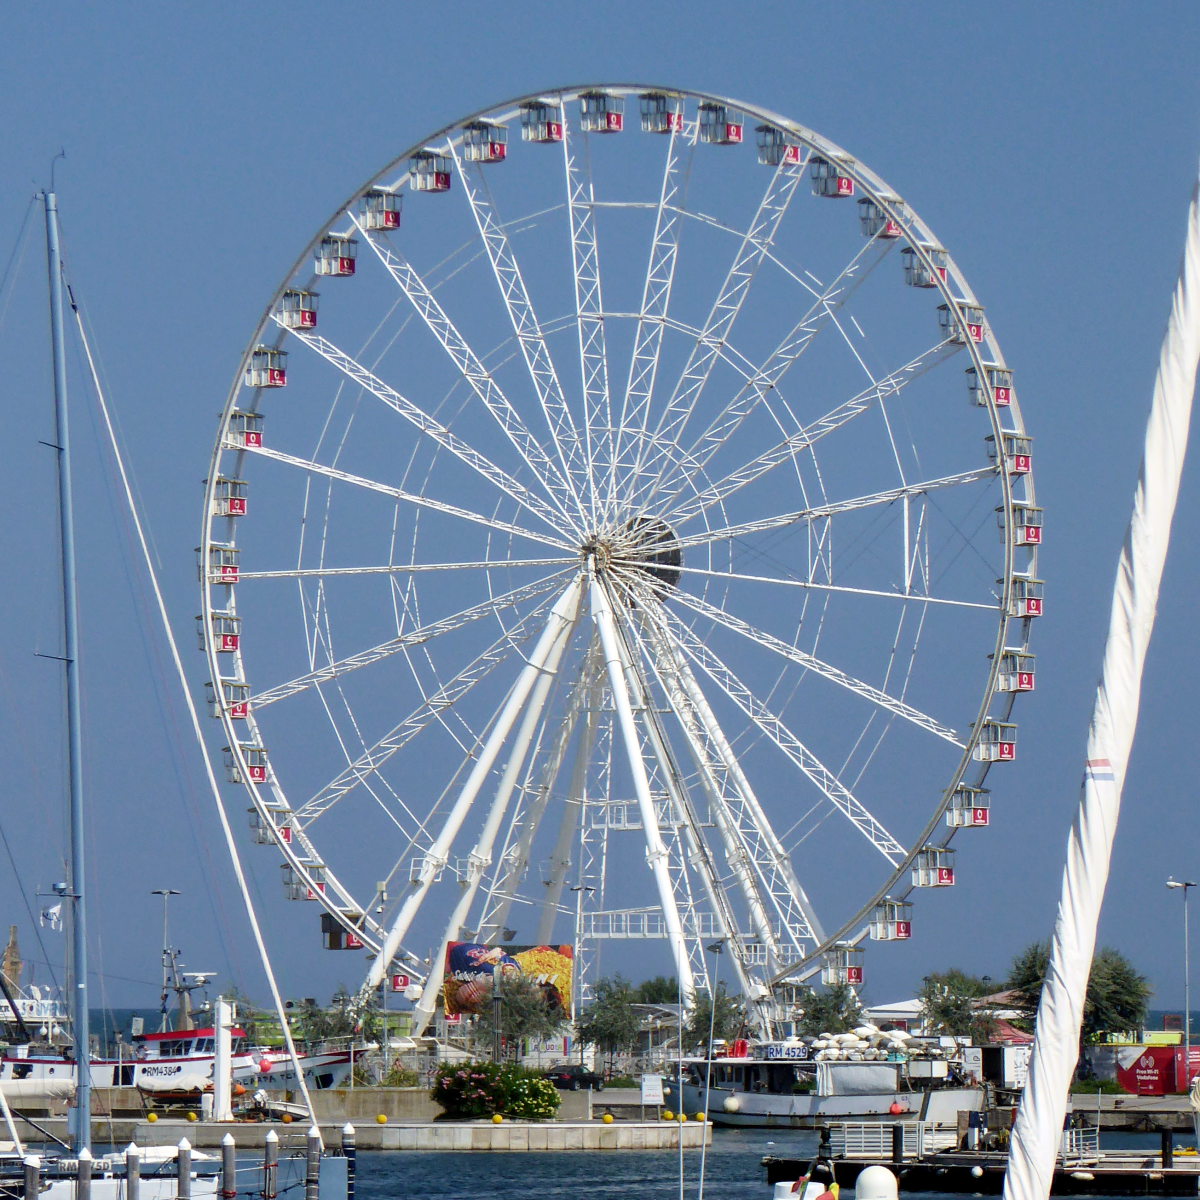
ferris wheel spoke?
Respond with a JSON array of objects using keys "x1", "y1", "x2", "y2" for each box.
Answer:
[
  {"x1": 295, "y1": 598, "x2": 560, "y2": 829},
  {"x1": 669, "y1": 465, "x2": 998, "y2": 551},
  {"x1": 448, "y1": 145, "x2": 590, "y2": 507},
  {"x1": 667, "y1": 585, "x2": 962, "y2": 745},
  {"x1": 612, "y1": 108, "x2": 694, "y2": 511},
  {"x1": 663, "y1": 610, "x2": 906, "y2": 865},
  {"x1": 647, "y1": 239, "x2": 899, "y2": 510},
  {"x1": 647, "y1": 561, "x2": 999, "y2": 612},
  {"x1": 242, "y1": 443, "x2": 574, "y2": 551},
  {"x1": 628, "y1": 155, "x2": 807, "y2": 499},
  {"x1": 563, "y1": 114, "x2": 615, "y2": 521},
  {"x1": 249, "y1": 572, "x2": 569, "y2": 710},
  {"x1": 277, "y1": 322, "x2": 572, "y2": 538},
  {"x1": 666, "y1": 340, "x2": 959, "y2": 528},
  {"x1": 354, "y1": 224, "x2": 585, "y2": 532},
  {"x1": 238, "y1": 556, "x2": 575, "y2": 581}
]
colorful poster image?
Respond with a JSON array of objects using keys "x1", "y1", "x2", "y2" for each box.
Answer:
[{"x1": 443, "y1": 942, "x2": 573, "y2": 1017}]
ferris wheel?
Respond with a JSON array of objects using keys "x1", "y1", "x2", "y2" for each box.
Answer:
[{"x1": 200, "y1": 86, "x2": 1037, "y2": 1036}]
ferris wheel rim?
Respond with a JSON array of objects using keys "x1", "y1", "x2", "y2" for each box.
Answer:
[{"x1": 200, "y1": 82, "x2": 1036, "y2": 1000}]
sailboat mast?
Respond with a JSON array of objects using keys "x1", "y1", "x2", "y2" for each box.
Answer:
[{"x1": 43, "y1": 188, "x2": 90, "y2": 1154}]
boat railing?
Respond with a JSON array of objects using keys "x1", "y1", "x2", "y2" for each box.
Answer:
[
  {"x1": 829, "y1": 1121, "x2": 957, "y2": 1159},
  {"x1": 1059, "y1": 1126, "x2": 1100, "y2": 1163}
]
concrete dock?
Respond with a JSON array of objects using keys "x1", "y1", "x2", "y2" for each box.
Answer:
[
  {"x1": 17, "y1": 1115, "x2": 710, "y2": 1152},
  {"x1": 1069, "y1": 1093, "x2": 1199, "y2": 1133}
]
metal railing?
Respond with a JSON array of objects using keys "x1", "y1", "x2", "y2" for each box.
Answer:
[
  {"x1": 1059, "y1": 1126, "x2": 1100, "y2": 1161},
  {"x1": 829, "y1": 1122, "x2": 957, "y2": 1159}
]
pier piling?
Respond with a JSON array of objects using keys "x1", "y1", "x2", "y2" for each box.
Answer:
[
  {"x1": 341, "y1": 1124, "x2": 355, "y2": 1200},
  {"x1": 264, "y1": 1129, "x2": 277, "y2": 1200},
  {"x1": 76, "y1": 1147, "x2": 91, "y2": 1200},
  {"x1": 221, "y1": 1133, "x2": 236, "y2": 1200},
  {"x1": 23, "y1": 1156, "x2": 38, "y2": 1200},
  {"x1": 305, "y1": 1127, "x2": 320, "y2": 1200},
  {"x1": 177, "y1": 1138, "x2": 191, "y2": 1200},
  {"x1": 127, "y1": 1143, "x2": 140, "y2": 1200}
]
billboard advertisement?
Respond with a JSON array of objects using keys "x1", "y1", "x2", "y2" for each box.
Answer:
[{"x1": 443, "y1": 942, "x2": 572, "y2": 1018}]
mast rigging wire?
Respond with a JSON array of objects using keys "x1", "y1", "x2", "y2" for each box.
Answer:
[{"x1": 63, "y1": 277, "x2": 322, "y2": 1138}]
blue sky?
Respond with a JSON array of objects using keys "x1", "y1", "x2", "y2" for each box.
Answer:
[{"x1": 3, "y1": 3, "x2": 1200, "y2": 1015}]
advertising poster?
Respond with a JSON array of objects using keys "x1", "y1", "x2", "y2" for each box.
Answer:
[{"x1": 443, "y1": 942, "x2": 573, "y2": 1017}]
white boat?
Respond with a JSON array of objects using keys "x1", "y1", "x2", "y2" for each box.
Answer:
[
  {"x1": 0, "y1": 1024, "x2": 351, "y2": 1095},
  {"x1": 667, "y1": 1052, "x2": 983, "y2": 1127}
]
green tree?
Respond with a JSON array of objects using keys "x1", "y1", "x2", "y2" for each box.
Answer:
[
  {"x1": 683, "y1": 983, "x2": 746, "y2": 1053},
  {"x1": 475, "y1": 973, "x2": 566, "y2": 1055},
  {"x1": 1007, "y1": 941, "x2": 1151, "y2": 1044},
  {"x1": 919, "y1": 970, "x2": 996, "y2": 1041},
  {"x1": 795, "y1": 984, "x2": 861, "y2": 1037},
  {"x1": 577, "y1": 975, "x2": 641, "y2": 1071},
  {"x1": 635, "y1": 976, "x2": 679, "y2": 1004}
]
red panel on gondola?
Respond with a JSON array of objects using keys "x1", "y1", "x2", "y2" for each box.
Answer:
[
  {"x1": 894, "y1": 921, "x2": 911, "y2": 939},
  {"x1": 936, "y1": 866, "x2": 955, "y2": 885},
  {"x1": 606, "y1": 111, "x2": 623, "y2": 132},
  {"x1": 973, "y1": 808, "x2": 990, "y2": 826},
  {"x1": 219, "y1": 633, "x2": 238, "y2": 652}
]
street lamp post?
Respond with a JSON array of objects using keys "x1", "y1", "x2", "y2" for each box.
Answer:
[{"x1": 1168, "y1": 878, "x2": 1197, "y2": 1078}]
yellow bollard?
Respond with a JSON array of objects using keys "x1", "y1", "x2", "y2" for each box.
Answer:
[
  {"x1": 492, "y1": 1113, "x2": 503, "y2": 1124},
  {"x1": 662, "y1": 1110, "x2": 674, "y2": 1121},
  {"x1": 601, "y1": 1113, "x2": 613, "y2": 1124},
  {"x1": 376, "y1": 1113, "x2": 387, "y2": 1124},
  {"x1": 146, "y1": 1113, "x2": 158, "y2": 1124},
  {"x1": 677, "y1": 1113, "x2": 687, "y2": 1123},
  {"x1": 694, "y1": 1113, "x2": 706, "y2": 1122},
  {"x1": 187, "y1": 1112, "x2": 198, "y2": 1122}
]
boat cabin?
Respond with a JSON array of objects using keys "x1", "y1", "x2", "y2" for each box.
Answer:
[
  {"x1": 967, "y1": 365, "x2": 1013, "y2": 407},
  {"x1": 315, "y1": 234, "x2": 358, "y2": 274},
  {"x1": 212, "y1": 477, "x2": 247, "y2": 517},
  {"x1": 946, "y1": 785, "x2": 990, "y2": 828},
  {"x1": 857, "y1": 197, "x2": 905, "y2": 239},
  {"x1": 200, "y1": 543, "x2": 239, "y2": 584},
  {"x1": 638, "y1": 92, "x2": 683, "y2": 134},
  {"x1": 224, "y1": 411, "x2": 263, "y2": 451},
  {"x1": 755, "y1": 125, "x2": 802, "y2": 167},
  {"x1": 461, "y1": 121, "x2": 507, "y2": 164},
  {"x1": 279, "y1": 289, "x2": 318, "y2": 331},
  {"x1": 282, "y1": 864, "x2": 326, "y2": 901},
  {"x1": 974, "y1": 719, "x2": 1018, "y2": 762},
  {"x1": 1009, "y1": 576, "x2": 1044, "y2": 618},
  {"x1": 520, "y1": 101, "x2": 563, "y2": 143},
  {"x1": 913, "y1": 846, "x2": 955, "y2": 887},
  {"x1": 321, "y1": 912, "x2": 365, "y2": 950},
  {"x1": 224, "y1": 743, "x2": 268, "y2": 785},
  {"x1": 870, "y1": 899, "x2": 912, "y2": 940},
  {"x1": 360, "y1": 188, "x2": 402, "y2": 230},
  {"x1": 1001, "y1": 502, "x2": 1042, "y2": 546},
  {"x1": 985, "y1": 433, "x2": 1033, "y2": 475},
  {"x1": 579, "y1": 90, "x2": 623, "y2": 133},
  {"x1": 245, "y1": 346, "x2": 286, "y2": 388},
  {"x1": 703, "y1": 1059, "x2": 812, "y2": 1095},
  {"x1": 206, "y1": 678, "x2": 249, "y2": 719},
  {"x1": 938, "y1": 302, "x2": 985, "y2": 344},
  {"x1": 821, "y1": 944, "x2": 864, "y2": 986},
  {"x1": 698, "y1": 102, "x2": 743, "y2": 144},
  {"x1": 133, "y1": 1027, "x2": 248, "y2": 1060},
  {"x1": 901, "y1": 244, "x2": 948, "y2": 288},
  {"x1": 199, "y1": 611, "x2": 240, "y2": 653},
  {"x1": 810, "y1": 156, "x2": 855, "y2": 197},
  {"x1": 995, "y1": 649, "x2": 1035, "y2": 693}
]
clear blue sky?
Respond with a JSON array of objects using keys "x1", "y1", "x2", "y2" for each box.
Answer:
[{"x1": 2, "y1": 2, "x2": 1200, "y2": 1015}]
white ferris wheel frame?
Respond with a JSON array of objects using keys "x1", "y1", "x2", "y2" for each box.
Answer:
[{"x1": 200, "y1": 84, "x2": 1035, "y2": 1029}]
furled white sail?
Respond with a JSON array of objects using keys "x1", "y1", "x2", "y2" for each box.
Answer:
[{"x1": 1004, "y1": 155, "x2": 1200, "y2": 1200}]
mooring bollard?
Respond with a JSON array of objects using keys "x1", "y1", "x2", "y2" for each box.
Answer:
[
  {"x1": 1162, "y1": 1128, "x2": 1174, "y2": 1170},
  {"x1": 891, "y1": 1123, "x2": 904, "y2": 1165},
  {"x1": 23, "y1": 1157, "x2": 39, "y2": 1200},
  {"x1": 177, "y1": 1138, "x2": 192, "y2": 1200},
  {"x1": 264, "y1": 1129, "x2": 278, "y2": 1200},
  {"x1": 76, "y1": 1147, "x2": 92, "y2": 1200},
  {"x1": 305, "y1": 1127, "x2": 321, "y2": 1200},
  {"x1": 221, "y1": 1133, "x2": 236, "y2": 1200},
  {"x1": 126, "y1": 1143, "x2": 141, "y2": 1200},
  {"x1": 341, "y1": 1124, "x2": 356, "y2": 1200}
]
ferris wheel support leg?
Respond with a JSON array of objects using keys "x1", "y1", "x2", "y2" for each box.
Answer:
[
  {"x1": 664, "y1": 616, "x2": 825, "y2": 951},
  {"x1": 534, "y1": 674, "x2": 601, "y2": 946},
  {"x1": 590, "y1": 572, "x2": 695, "y2": 1005},
  {"x1": 481, "y1": 641, "x2": 601, "y2": 944},
  {"x1": 363, "y1": 574, "x2": 585, "y2": 996},
  {"x1": 634, "y1": 606, "x2": 782, "y2": 983},
  {"x1": 410, "y1": 598, "x2": 580, "y2": 1036}
]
